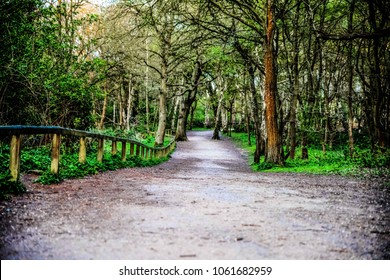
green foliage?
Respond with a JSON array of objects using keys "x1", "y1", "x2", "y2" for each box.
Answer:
[
  {"x1": 0, "y1": 144, "x2": 9, "y2": 173},
  {"x1": 0, "y1": 0, "x2": 106, "y2": 129},
  {"x1": 20, "y1": 146, "x2": 51, "y2": 172},
  {"x1": 352, "y1": 146, "x2": 390, "y2": 169},
  {"x1": 256, "y1": 162, "x2": 274, "y2": 171},
  {"x1": 229, "y1": 132, "x2": 390, "y2": 177},
  {"x1": 0, "y1": 144, "x2": 27, "y2": 198},
  {"x1": 37, "y1": 152, "x2": 168, "y2": 185},
  {"x1": 0, "y1": 174, "x2": 26, "y2": 200}
]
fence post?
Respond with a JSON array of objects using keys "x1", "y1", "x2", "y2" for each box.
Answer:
[
  {"x1": 111, "y1": 141, "x2": 118, "y2": 155},
  {"x1": 79, "y1": 137, "x2": 87, "y2": 164},
  {"x1": 121, "y1": 141, "x2": 126, "y2": 162},
  {"x1": 97, "y1": 138, "x2": 104, "y2": 162},
  {"x1": 51, "y1": 133, "x2": 61, "y2": 175},
  {"x1": 9, "y1": 134, "x2": 21, "y2": 182},
  {"x1": 130, "y1": 143, "x2": 135, "y2": 156},
  {"x1": 145, "y1": 148, "x2": 150, "y2": 159}
]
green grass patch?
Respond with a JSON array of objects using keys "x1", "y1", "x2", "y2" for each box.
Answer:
[
  {"x1": 190, "y1": 127, "x2": 211, "y2": 131},
  {"x1": 229, "y1": 132, "x2": 390, "y2": 178}
]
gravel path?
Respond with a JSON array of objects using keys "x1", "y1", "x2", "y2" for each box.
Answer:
[{"x1": 0, "y1": 130, "x2": 389, "y2": 259}]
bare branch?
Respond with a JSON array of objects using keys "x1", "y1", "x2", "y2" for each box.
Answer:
[{"x1": 317, "y1": 28, "x2": 390, "y2": 41}]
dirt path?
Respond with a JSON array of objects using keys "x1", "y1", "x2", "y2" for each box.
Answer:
[{"x1": 1, "y1": 130, "x2": 389, "y2": 259}]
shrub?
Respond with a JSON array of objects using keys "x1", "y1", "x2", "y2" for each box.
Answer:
[{"x1": 353, "y1": 147, "x2": 390, "y2": 168}]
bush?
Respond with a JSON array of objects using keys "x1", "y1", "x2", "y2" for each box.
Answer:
[{"x1": 353, "y1": 147, "x2": 390, "y2": 168}]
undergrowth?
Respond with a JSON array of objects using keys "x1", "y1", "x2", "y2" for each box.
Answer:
[
  {"x1": 38, "y1": 153, "x2": 168, "y2": 185},
  {"x1": 0, "y1": 134, "x2": 172, "y2": 197},
  {"x1": 229, "y1": 132, "x2": 390, "y2": 179},
  {"x1": 0, "y1": 145, "x2": 27, "y2": 199}
]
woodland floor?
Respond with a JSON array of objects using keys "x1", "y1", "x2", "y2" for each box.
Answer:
[{"x1": 0, "y1": 130, "x2": 389, "y2": 259}]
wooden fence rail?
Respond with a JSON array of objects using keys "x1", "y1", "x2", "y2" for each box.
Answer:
[{"x1": 0, "y1": 126, "x2": 176, "y2": 182}]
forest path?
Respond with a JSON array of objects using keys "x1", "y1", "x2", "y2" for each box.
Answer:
[{"x1": 0, "y1": 130, "x2": 389, "y2": 259}]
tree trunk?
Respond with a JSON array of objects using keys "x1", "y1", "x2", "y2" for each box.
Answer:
[
  {"x1": 367, "y1": 2, "x2": 386, "y2": 148},
  {"x1": 175, "y1": 94, "x2": 189, "y2": 141},
  {"x1": 212, "y1": 93, "x2": 224, "y2": 140},
  {"x1": 118, "y1": 78, "x2": 124, "y2": 129},
  {"x1": 189, "y1": 100, "x2": 197, "y2": 130},
  {"x1": 171, "y1": 94, "x2": 180, "y2": 135},
  {"x1": 289, "y1": 62, "x2": 299, "y2": 159},
  {"x1": 145, "y1": 36, "x2": 150, "y2": 133},
  {"x1": 228, "y1": 100, "x2": 233, "y2": 136},
  {"x1": 175, "y1": 58, "x2": 202, "y2": 141},
  {"x1": 243, "y1": 88, "x2": 252, "y2": 146},
  {"x1": 248, "y1": 65, "x2": 263, "y2": 164},
  {"x1": 323, "y1": 78, "x2": 330, "y2": 154},
  {"x1": 264, "y1": 0, "x2": 282, "y2": 164},
  {"x1": 113, "y1": 102, "x2": 116, "y2": 127},
  {"x1": 288, "y1": 0, "x2": 301, "y2": 160},
  {"x1": 155, "y1": 61, "x2": 168, "y2": 146},
  {"x1": 126, "y1": 78, "x2": 133, "y2": 131},
  {"x1": 99, "y1": 89, "x2": 108, "y2": 130},
  {"x1": 346, "y1": 0, "x2": 355, "y2": 157},
  {"x1": 221, "y1": 107, "x2": 228, "y2": 133},
  {"x1": 204, "y1": 96, "x2": 211, "y2": 128}
]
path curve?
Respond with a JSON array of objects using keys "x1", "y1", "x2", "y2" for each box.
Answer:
[{"x1": 1, "y1": 130, "x2": 389, "y2": 259}]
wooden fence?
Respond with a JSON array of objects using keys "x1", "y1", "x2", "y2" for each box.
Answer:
[{"x1": 0, "y1": 126, "x2": 175, "y2": 182}]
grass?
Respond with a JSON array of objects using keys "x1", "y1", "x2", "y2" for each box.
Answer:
[
  {"x1": 190, "y1": 127, "x2": 212, "y2": 131},
  {"x1": 37, "y1": 152, "x2": 168, "y2": 185},
  {"x1": 229, "y1": 132, "x2": 390, "y2": 178}
]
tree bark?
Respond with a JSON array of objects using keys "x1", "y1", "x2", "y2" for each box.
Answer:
[
  {"x1": 189, "y1": 100, "x2": 197, "y2": 130},
  {"x1": 155, "y1": 59, "x2": 168, "y2": 146},
  {"x1": 175, "y1": 94, "x2": 189, "y2": 141},
  {"x1": 171, "y1": 94, "x2": 180, "y2": 135},
  {"x1": 323, "y1": 75, "x2": 330, "y2": 154},
  {"x1": 288, "y1": 0, "x2": 301, "y2": 160},
  {"x1": 243, "y1": 87, "x2": 251, "y2": 146},
  {"x1": 99, "y1": 85, "x2": 108, "y2": 130},
  {"x1": 367, "y1": 1, "x2": 386, "y2": 148},
  {"x1": 126, "y1": 77, "x2": 134, "y2": 131},
  {"x1": 346, "y1": 0, "x2": 355, "y2": 157},
  {"x1": 264, "y1": 0, "x2": 282, "y2": 164},
  {"x1": 248, "y1": 64, "x2": 263, "y2": 164},
  {"x1": 212, "y1": 96, "x2": 223, "y2": 140},
  {"x1": 175, "y1": 58, "x2": 202, "y2": 141}
]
